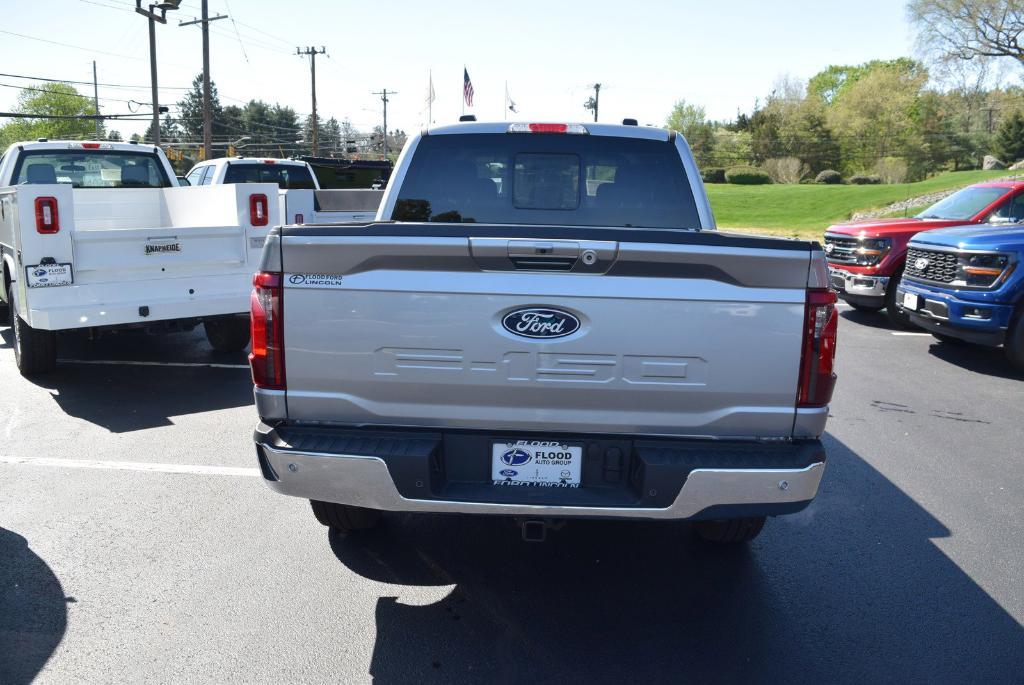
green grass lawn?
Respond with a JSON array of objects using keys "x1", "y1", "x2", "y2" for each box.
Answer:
[{"x1": 708, "y1": 170, "x2": 1014, "y2": 240}]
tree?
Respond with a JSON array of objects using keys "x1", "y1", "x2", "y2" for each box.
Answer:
[
  {"x1": 176, "y1": 74, "x2": 223, "y2": 139},
  {"x1": 0, "y1": 83, "x2": 97, "y2": 148},
  {"x1": 996, "y1": 110, "x2": 1024, "y2": 161},
  {"x1": 666, "y1": 99, "x2": 715, "y2": 168},
  {"x1": 909, "y1": 0, "x2": 1024, "y2": 67}
]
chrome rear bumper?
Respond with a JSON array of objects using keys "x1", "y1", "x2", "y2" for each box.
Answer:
[{"x1": 256, "y1": 432, "x2": 826, "y2": 521}]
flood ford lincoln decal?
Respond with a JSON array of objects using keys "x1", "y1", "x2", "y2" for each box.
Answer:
[{"x1": 502, "y1": 307, "x2": 581, "y2": 339}]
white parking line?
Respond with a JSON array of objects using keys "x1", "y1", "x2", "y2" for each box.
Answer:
[
  {"x1": 891, "y1": 332, "x2": 933, "y2": 337},
  {"x1": 0, "y1": 455, "x2": 260, "y2": 477},
  {"x1": 58, "y1": 359, "x2": 250, "y2": 370}
]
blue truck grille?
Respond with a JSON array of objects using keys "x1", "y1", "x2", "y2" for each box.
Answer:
[{"x1": 905, "y1": 247, "x2": 958, "y2": 283}]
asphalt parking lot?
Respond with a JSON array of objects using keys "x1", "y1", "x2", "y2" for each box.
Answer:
[{"x1": 1, "y1": 307, "x2": 1023, "y2": 685}]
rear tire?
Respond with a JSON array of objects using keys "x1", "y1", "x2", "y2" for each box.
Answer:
[
  {"x1": 885, "y1": 268, "x2": 917, "y2": 329},
  {"x1": 1005, "y1": 308, "x2": 1024, "y2": 371},
  {"x1": 10, "y1": 282, "x2": 57, "y2": 376},
  {"x1": 204, "y1": 315, "x2": 251, "y2": 353},
  {"x1": 693, "y1": 516, "x2": 766, "y2": 544},
  {"x1": 310, "y1": 500, "x2": 382, "y2": 533}
]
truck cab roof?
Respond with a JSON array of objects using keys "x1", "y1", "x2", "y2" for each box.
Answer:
[{"x1": 424, "y1": 121, "x2": 673, "y2": 141}]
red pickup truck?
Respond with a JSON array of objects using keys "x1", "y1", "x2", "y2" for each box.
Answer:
[{"x1": 824, "y1": 181, "x2": 1024, "y2": 325}]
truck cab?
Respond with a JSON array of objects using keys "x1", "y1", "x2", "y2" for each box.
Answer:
[
  {"x1": 897, "y1": 223, "x2": 1024, "y2": 369},
  {"x1": 824, "y1": 181, "x2": 1024, "y2": 325},
  {"x1": 186, "y1": 157, "x2": 382, "y2": 226}
]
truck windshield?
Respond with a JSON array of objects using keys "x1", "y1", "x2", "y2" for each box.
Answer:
[
  {"x1": 223, "y1": 163, "x2": 317, "y2": 189},
  {"x1": 392, "y1": 133, "x2": 701, "y2": 229},
  {"x1": 917, "y1": 186, "x2": 1008, "y2": 220},
  {"x1": 13, "y1": 150, "x2": 171, "y2": 188}
]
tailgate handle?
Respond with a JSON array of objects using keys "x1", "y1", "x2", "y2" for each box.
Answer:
[{"x1": 507, "y1": 240, "x2": 579, "y2": 271}]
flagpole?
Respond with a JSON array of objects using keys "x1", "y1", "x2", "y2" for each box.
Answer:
[
  {"x1": 504, "y1": 80, "x2": 507, "y2": 121},
  {"x1": 428, "y1": 69, "x2": 433, "y2": 124},
  {"x1": 461, "y1": 66, "x2": 465, "y2": 117}
]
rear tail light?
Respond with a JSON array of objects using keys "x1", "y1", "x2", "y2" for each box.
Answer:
[
  {"x1": 250, "y1": 193, "x2": 269, "y2": 226},
  {"x1": 797, "y1": 288, "x2": 838, "y2": 408},
  {"x1": 34, "y1": 197, "x2": 60, "y2": 234},
  {"x1": 250, "y1": 271, "x2": 285, "y2": 390}
]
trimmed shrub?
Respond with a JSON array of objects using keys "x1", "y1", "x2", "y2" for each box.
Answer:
[
  {"x1": 848, "y1": 174, "x2": 882, "y2": 185},
  {"x1": 815, "y1": 169, "x2": 842, "y2": 184},
  {"x1": 725, "y1": 166, "x2": 772, "y2": 185},
  {"x1": 701, "y1": 167, "x2": 727, "y2": 184}
]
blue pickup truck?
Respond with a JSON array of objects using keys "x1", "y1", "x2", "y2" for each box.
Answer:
[{"x1": 896, "y1": 224, "x2": 1024, "y2": 369}]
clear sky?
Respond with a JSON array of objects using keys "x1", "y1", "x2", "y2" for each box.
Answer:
[{"x1": 0, "y1": 0, "x2": 919, "y2": 140}]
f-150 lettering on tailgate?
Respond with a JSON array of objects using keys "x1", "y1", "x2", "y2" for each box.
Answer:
[{"x1": 373, "y1": 348, "x2": 707, "y2": 386}]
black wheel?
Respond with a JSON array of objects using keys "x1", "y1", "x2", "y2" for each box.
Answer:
[
  {"x1": 885, "y1": 268, "x2": 917, "y2": 329},
  {"x1": 204, "y1": 315, "x2": 251, "y2": 353},
  {"x1": 1005, "y1": 308, "x2": 1024, "y2": 371},
  {"x1": 10, "y1": 282, "x2": 57, "y2": 376},
  {"x1": 693, "y1": 516, "x2": 766, "y2": 544},
  {"x1": 310, "y1": 500, "x2": 382, "y2": 533},
  {"x1": 848, "y1": 302, "x2": 884, "y2": 313}
]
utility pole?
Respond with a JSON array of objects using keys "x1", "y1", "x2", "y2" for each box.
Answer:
[
  {"x1": 372, "y1": 89, "x2": 395, "y2": 160},
  {"x1": 297, "y1": 46, "x2": 327, "y2": 155},
  {"x1": 181, "y1": 1, "x2": 228, "y2": 161},
  {"x1": 135, "y1": 1, "x2": 181, "y2": 145},
  {"x1": 92, "y1": 61, "x2": 101, "y2": 139}
]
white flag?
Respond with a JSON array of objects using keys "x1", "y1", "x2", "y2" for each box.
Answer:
[
  {"x1": 505, "y1": 83, "x2": 518, "y2": 114},
  {"x1": 426, "y1": 71, "x2": 435, "y2": 107}
]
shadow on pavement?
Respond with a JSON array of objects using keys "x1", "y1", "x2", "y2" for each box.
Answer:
[
  {"x1": 0, "y1": 528, "x2": 68, "y2": 685},
  {"x1": 838, "y1": 308, "x2": 903, "y2": 331},
  {"x1": 329, "y1": 434, "x2": 1024, "y2": 684},
  {"x1": 1, "y1": 327, "x2": 253, "y2": 432},
  {"x1": 927, "y1": 339, "x2": 1024, "y2": 381}
]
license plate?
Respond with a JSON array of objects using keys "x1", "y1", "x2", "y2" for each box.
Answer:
[
  {"x1": 492, "y1": 440, "x2": 582, "y2": 488},
  {"x1": 902, "y1": 292, "x2": 919, "y2": 311},
  {"x1": 26, "y1": 263, "x2": 73, "y2": 288}
]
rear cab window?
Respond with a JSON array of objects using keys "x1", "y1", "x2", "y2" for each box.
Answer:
[
  {"x1": 392, "y1": 133, "x2": 700, "y2": 229},
  {"x1": 223, "y1": 163, "x2": 316, "y2": 189},
  {"x1": 14, "y1": 149, "x2": 171, "y2": 188}
]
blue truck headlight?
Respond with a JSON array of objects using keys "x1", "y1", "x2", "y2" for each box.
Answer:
[{"x1": 958, "y1": 253, "x2": 1011, "y2": 288}]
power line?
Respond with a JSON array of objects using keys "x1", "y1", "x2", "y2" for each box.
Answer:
[
  {"x1": 0, "y1": 72, "x2": 191, "y2": 91},
  {"x1": 0, "y1": 28, "x2": 142, "y2": 60}
]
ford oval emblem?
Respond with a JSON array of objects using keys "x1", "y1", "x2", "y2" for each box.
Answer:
[
  {"x1": 499, "y1": 469, "x2": 519, "y2": 478},
  {"x1": 502, "y1": 307, "x2": 580, "y2": 339},
  {"x1": 500, "y1": 449, "x2": 532, "y2": 467},
  {"x1": 914, "y1": 257, "x2": 929, "y2": 270}
]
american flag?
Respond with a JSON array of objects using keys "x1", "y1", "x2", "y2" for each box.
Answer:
[{"x1": 463, "y1": 68, "x2": 474, "y2": 108}]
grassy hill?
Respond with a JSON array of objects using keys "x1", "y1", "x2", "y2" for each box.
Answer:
[{"x1": 708, "y1": 170, "x2": 1013, "y2": 239}]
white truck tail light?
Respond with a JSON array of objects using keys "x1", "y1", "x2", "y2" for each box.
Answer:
[
  {"x1": 34, "y1": 197, "x2": 60, "y2": 234},
  {"x1": 250, "y1": 271, "x2": 285, "y2": 390},
  {"x1": 250, "y1": 193, "x2": 269, "y2": 227},
  {"x1": 797, "y1": 288, "x2": 838, "y2": 408},
  {"x1": 507, "y1": 123, "x2": 589, "y2": 134}
]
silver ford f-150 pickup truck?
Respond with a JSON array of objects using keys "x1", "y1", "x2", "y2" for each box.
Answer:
[{"x1": 250, "y1": 121, "x2": 837, "y2": 544}]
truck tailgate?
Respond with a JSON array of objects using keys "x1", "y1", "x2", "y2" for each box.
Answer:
[{"x1": 278, "y1": 225, "x2": 814, "y2": 439}]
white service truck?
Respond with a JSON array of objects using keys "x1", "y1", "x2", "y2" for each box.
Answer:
[
  {"x1": 0, "y1": 140, "x2": 279, "y2": 375},
  {"x1": 184, "y1": 157, "x2": 383, "y2": 226}
]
